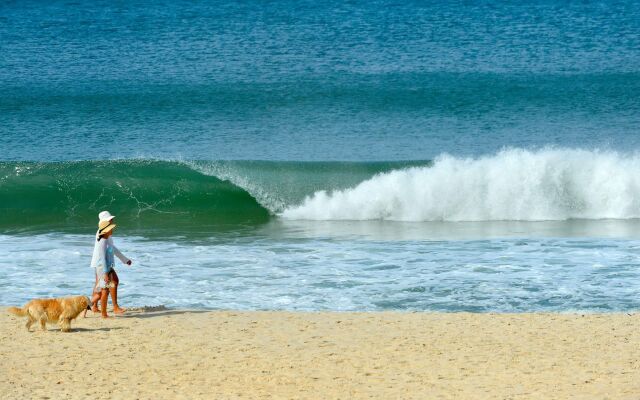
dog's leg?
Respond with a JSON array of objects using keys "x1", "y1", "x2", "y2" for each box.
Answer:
[
  {"x1": 60, "y1": 318, "x2": 71, "y2": 332},
  {"x1": 39, "y1": 317, "x2": 47, "y2": 332},
  {"x1": 25, "y1": 316, "x2": 34, "y2": 332}
]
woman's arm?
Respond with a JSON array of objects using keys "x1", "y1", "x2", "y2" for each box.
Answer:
[{"x1": 112, "y1": 243, "x2": 132, "y2": 265}]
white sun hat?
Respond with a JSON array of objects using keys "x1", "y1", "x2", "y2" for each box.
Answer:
[{"x1": 98, "y1": 210, "x2": 115, "y2": 222}]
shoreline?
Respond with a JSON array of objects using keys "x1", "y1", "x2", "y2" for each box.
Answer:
[{"x1": 2, "y1": 308, "x2": 639, "y2": 399}]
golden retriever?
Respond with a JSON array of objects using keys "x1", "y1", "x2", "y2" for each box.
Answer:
[{"x1": 8, "y1": 295, "x2": 91, "y2": 332}]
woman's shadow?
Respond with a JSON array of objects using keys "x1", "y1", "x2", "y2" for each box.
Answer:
[{"x1": 116, "y1": 309, "x2": 209, "y2": 319}]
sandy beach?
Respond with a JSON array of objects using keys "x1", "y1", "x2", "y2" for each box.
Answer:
[{"x1": 1, "y1": 308, "x2": 639, "y2": 399}]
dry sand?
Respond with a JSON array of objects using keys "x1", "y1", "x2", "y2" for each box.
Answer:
[{"x1": 1, "y1": 308, "x2": 639, "y2": 399}]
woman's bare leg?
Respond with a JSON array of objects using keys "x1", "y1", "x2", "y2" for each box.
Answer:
[
  {"x1": 100, "y1": 289, "x2": 109, "y2": 318},
  {"x1": 91, "y1": 271, "x2": 99, "y2": 312},
  {"x1": 85, "y1": 291, "x2": 101, "y2": 318},
  {"x1": 109, "y1": 270, "x2": 126, "y2": 314}
]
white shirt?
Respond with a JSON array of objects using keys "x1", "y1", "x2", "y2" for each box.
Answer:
[{"x1": 90, "y1": 235, "x2": 129, "y2": 271}]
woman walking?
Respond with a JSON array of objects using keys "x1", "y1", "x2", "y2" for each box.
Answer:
[{"x1": 89, "y1": 211, "x2": 132, "y2": 317}]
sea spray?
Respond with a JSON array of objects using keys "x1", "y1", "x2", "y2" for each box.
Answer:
[{"x1": 282, "y1": 148, "x2": 640, "y2": 221}]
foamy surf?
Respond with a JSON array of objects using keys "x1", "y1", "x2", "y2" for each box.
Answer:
[
  {"x1": 282, "y1": 148, "x2": 640, "y2": 222},
  {"x1": 2, "y1": 232, "x2": 640, "y2": 312}
]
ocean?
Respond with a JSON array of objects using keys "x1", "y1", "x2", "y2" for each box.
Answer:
[{"x1": 2, "y1": 0, "x2": 640, "y2": 311}]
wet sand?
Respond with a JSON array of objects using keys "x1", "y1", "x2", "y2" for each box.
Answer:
[{"x1": 1, "y1": 308, "x2": 639, "y2": 399}]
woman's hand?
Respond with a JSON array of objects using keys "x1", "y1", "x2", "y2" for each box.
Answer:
[{"x1": 104, "y1": 273, "x2": 111, "y2": 285}]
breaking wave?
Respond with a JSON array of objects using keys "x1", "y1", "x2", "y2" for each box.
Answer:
[
  {"x1": 282, "y1": 148, "x2": 640, "y2": 221},
  {"x1": 4, "y1": 149, "x2": 640, "y2": 234},
  {"x1": 0, "y1": 159, "x2": 421, "y2": 233}
]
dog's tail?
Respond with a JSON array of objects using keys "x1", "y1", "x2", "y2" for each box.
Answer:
[{"x1": 7, "y1": 306, "x2": 27, "y2": 317}]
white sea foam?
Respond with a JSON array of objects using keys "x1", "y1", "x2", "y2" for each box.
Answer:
[
  {"x1": 281, "y1": 148, "x2": 640, "y2": 221},
  {"x1": 2, "y1": 233, "x2": 640, "y2": 312}
]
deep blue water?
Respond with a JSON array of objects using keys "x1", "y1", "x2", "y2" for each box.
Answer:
[{"x1": 2, "y1": 0, "x2": 640, "y2": 160}]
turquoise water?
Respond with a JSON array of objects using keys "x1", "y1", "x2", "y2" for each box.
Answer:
[
  {"x1": 3, "y1": 1, "x2": 640, "y2": 161},
  {"x1": 2, "y1": 1, "x2": 640, "y2": 311}
]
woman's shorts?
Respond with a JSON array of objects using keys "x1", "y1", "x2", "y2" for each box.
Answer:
[{"x1": 94, "y1": 268, "x2": 116, "y2": 291}]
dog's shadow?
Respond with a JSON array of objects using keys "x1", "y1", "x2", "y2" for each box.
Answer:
[{"x1": 58, "y1": 327, "x2": 127, "y2": 333}]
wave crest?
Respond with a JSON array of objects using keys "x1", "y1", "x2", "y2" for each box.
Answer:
[{"x1": 281, "y1": 149, "x2": 640, "y2": 221}]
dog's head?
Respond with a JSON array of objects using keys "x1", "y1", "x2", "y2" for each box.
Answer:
[{"x1": 84, "y1": 296, "x2": 91, "y2": 310}]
